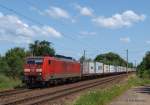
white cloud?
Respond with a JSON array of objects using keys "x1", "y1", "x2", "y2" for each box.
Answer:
[
  {"x1": 0, "y1": 12, "x2": 62, "y2": 44},
  {"x1": 80, "y1": 31, "x2": 96, "y2": 36},
  {"x1": 44, "y1": 6, "x2": 70, "y2": 19},
  {"x1": 31, "y1": 26, "x2": 61, "y2": 37},
  {"x1": 92, "y1": 10, "x2": 146, "y2": 29},
  {"x1": 120, "y1": 37, "x2": 131, "y2": 43},
  {"x1": 75, "y1": 5, "x2": 93, "y2": 17},
  {"x1": 31, "y1": 6, "x2": 75, "y2": 22}
]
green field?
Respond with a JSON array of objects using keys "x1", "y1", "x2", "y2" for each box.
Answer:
[
  {"x1": 74, "y1": 76, "x2": 150, "y2": 105},
  {"x1": 0, "y1": 75, "x2": 22, "y2": 90}
]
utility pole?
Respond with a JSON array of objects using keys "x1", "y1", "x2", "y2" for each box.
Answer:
[
  {"x1": 134, "y1": 60, "x2": 137, "y2": 71},
  {"x1": 83, "y1": 50, "x2": 86, "y2": 61},
  {"x1": 126, "y1": 49, "x2": 128, "y2": 74}
]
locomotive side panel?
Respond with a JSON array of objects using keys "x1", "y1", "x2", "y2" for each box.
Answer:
[{"x1": 43, "y1": 58, "x2": 81, "y2": 80}]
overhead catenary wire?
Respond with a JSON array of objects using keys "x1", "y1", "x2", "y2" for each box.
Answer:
[
  {"x1": 0, "y1": 3, "x2": 90, "y2": 53},
  {"x1": 0, "y1": 3, "x2": 43, "y2": 25},
  {"x1": 23, "y1": 0, "x2": 99, "y2": 51}
]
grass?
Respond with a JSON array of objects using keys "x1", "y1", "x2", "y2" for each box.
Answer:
[
  {"x1": 74, "y1": 76, "x2": 150, "y2": 105},
  {"x1": 0, "y1": 74, "x2": 22, "y2": 90}
]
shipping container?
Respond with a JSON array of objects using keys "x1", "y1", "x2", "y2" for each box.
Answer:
[
  {"x1": 114, "y1": 66, "x2": 118, "y2": 72},
  {"x1": 82, "y1": 61, "x2": 89, "y2": 74},
  {"x1": 82, "y1": 61, "x2": 95, "y2": 75},
  {"x1": 89, "y1": 62, "x2": 95, "y2": 74},
  {"x1": 117, "y1": 66, "x2": 121, "y2": 72},
  {"x1": 122, "y1": 67, "x2": 126, "y2": 72},
  {"x1": 110, "y1": 65, "x2": 115, "y2": 73},
  {"x1": 95, "y1": 62, "x2": 103, "y2": 74},
  {"x1": 104, "y1": 64, "x2": 110, "y2": 73}
]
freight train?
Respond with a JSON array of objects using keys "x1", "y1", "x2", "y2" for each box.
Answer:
[{"x1": 23, "y1": 56, "x2": 135, "y2": 88}]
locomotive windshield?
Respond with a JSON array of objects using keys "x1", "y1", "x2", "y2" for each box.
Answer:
[{"x1": 27, "y1": 58, "x2": 43, "y2": 65}]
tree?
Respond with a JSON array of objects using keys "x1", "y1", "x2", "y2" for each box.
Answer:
[
  {"x1": 29, "y1": 40, "x2": 55, "y2": 56},
  {"x1": 0, "y1": 56, "x2": 10, "y2": 76},
  {"x1": 137, "y1": 51, "x2": 150, "y2": 78},
  {"x1": 94, "y1": 52, "x2": 133, "y2": 67},
  {"x1": 5, "y1": 47, "x2": 27, "y2": 78}
]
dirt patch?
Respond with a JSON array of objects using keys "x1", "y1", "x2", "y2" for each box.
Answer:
[{"x1": 109, "y1": 85, "x2": 150, "y2": 105}]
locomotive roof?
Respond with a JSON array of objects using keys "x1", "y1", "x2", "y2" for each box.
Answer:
[
  {"x1": 27, "y1": 56, "x2": 78, "y2": 62},
  {"x1": 27, "y1": 56, "x2": 44, "y2": 59}
]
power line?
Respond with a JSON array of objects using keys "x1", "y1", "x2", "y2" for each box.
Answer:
[
  {"x1": 126, "y1": 49, "x2": 128, "y2": 74},
  {"x1": 23, "y1": 0, "x2": 98, "y2": 51},
  {"x1": 0, "y1": 3, "x2": 43, "y2": 25},
  {"x1": 0, "y1": 3, "x2": 72, "y2": 41},
  {"x1": 0, "y1": 3, "x2": 89, "y2": 52}
]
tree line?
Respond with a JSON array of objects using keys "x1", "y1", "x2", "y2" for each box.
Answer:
[
  {"x1": 80, "y1": 52, "x2": 133, "y2": 68},
  {"x1": 94, "y1": 52, "x2": 133, "y2": 67}
]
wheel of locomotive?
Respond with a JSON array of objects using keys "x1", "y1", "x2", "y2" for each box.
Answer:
[
  {"x1": 58, "y1": 79, "x2": 63, "y2": 85},
  {"x1": 54, "y1": 80, "x2": 58, "y2": 85},
  {"x1": 44, "y1": 81, "x2": 50, "y2": 87},
  {"x1": 26, "y1": 82, "x2": 33, "y2": 89}
]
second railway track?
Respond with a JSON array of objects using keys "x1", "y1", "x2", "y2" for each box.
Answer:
[
  {"x1": 1, "y1": 74, "x2": 127, "y2": 105},
  {"x1": 0, "y1": 89, "x2": 31, "y2": 97}
]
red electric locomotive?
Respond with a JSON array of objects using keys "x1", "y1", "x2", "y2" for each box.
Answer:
[{"x1": 24, "y1": 56, "x2": 81, "y2": 87}]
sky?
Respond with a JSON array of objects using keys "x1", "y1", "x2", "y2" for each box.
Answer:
[{"x1": 0, "y1": 0, "x2": 150, "y2": 64}]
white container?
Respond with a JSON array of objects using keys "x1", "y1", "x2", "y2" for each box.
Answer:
[
  {"x1": 116, "y1": 66, "x2": 119, "y2": 72},
  {"x1": 82, "y1": 62, "x2": 89, "y2": 74},
  {"x1": 114, "y1": 66, "x2": 118, "y2": 72},
  {"x1": 82, "y1": 61, "x2": 95, "y2": 75},
  {"x1": 95, "y1": 62, "x2": 103, "y2": 74},
  {"x1": 123, "y1": 67, "x2": 126, "y2": 72},
  {"x1": 121, "y1": 66, "x2": 126, "y2": 72},
  {"x1": 120, "y1": 66, "x2": 123, "y2": 72},
  {"x1": 117, "y1": 66, "x2": 121, "y2": 72},
  {"x1": 110, "y1": 65, "x2": 115, "y2": 73},
  {"x1": 104, "y1": 64, "x2": 110, "y2": 73},
  {"x1": 89, "y1": 62, "x2": 95, "y2": 74}
]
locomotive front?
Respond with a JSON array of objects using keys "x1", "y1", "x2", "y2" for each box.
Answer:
[{"x1": 23, "y1": 57, "x2": 44, "y2": 87}]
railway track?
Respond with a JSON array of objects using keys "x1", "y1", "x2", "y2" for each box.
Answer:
[
  {"x1": 0, "y1": 88, "x2": 31, "y2": 97},
  {"x1": 1, "y1": 74, "x2": 126, "y2": 105}
]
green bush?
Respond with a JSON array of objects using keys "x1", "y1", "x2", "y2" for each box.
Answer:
[{"x1": 0, "y1": 74, "x2": 21, "y2": 90}]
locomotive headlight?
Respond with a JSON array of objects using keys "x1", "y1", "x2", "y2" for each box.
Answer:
[
  {"x1": 24, "y1": 69, "x2": 30, "y2": 72},
  {"x1": 38, "y1": 73, "x2": 42, "y2": 75},
  {"x1": 36, "y1": 68, "x2": 42, "y2": 72}
]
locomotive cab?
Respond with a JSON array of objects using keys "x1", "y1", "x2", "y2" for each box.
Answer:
[{"x1": 24, "y1": 57, "x2": 44, "y2": 87}]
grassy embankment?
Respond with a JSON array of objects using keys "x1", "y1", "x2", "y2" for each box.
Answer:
[
  {"x1": 74, "y1": 76, "x2": 150, "y2": 105},
  {"x1": 0, "y1": 74, "x2": 21, "y2": 90}
]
